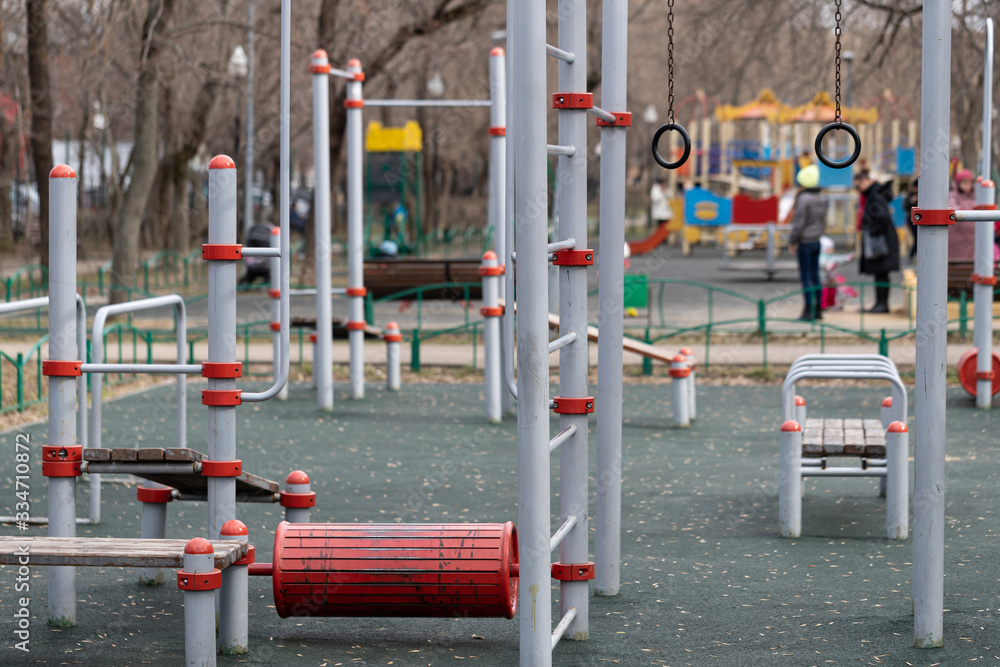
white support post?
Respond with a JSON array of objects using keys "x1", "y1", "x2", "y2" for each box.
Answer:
[
  {"x1": 138, "y1": 485, "x2": 171, "y2": 585},
  {"x1": 778, "y1": 420, "x2": 803, "y2": 538},
  {"x1": 489, "y1": 47, "x2": 513, "y2": 417},
  {"x1": 973, "y1": 177, "x2": 996, "y2": 409},
  {"x1": 311, "y1": 50, "x2": 334, "y2": 411},
  {"x1": 280, "y1": 470, "x2": 315, "y2": 523},
  {"x1": 885, "y1": 422, "x2": 909, "y2": 540},
  {"x1": 346, "y1": 59, "x2": 366, "y2": 399},
  {"x1": 681, "y1": 346, "x2": 697, "y2": 420},
  {"x1": 218, "y1": 520, "x2": 249, "y2": 654},
  {"x1": 481, "y1": 251, "x2": 503, "y2": 423},
  {"x1": 670, "y1": 355, "x2": 690, "y2": 428},
  {"x1": 180, "y1": 538, "x2": 217, "y2": 667},
  {"x1": 270, "y1": 227, "x2": 288, "y2": 400},
  {"x1": 794, "y1": 395, "x2": 807, "y2": 427},
  {"x1": 384, "y1": 322, "x2": 402, "y2": 391},
  {"x1": 46, "y1": 164, "x2": 79, "y2": 626}
]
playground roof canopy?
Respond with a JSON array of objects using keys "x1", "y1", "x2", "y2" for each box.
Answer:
[{"x1": 778, "y1": 91, "x2": 880, "y2": 125}]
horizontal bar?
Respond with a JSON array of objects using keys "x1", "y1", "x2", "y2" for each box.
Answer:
[
  {"x1": 81, "y1": 462, "x2": 199, "y2": 476},
  {"x1": 801, "y1": 467, "x2": 887, "y2": 477},
  {"x1": 546, "y1": 43, "x2": 576, "y2": 63},
  {"x1": 551, "y1": 607, "x2": 578, "y2": 650},
  {"x1": 547, "y1": 144, "x2": 576, "y2": 157},
  {"x1": 0, "y1": 516, "x2": 96, "y2": 525},
  {"x1": 365, "y1": 99, "x2": 491, "y2": 108},
  {"x1": 0, "y1": 296, "x2": 50, "y2": 316},
  {"x1": 175, "y1": 493, "x2": 279, "y2": 503},
  {"x1": 287, "y1": 288, "x2": 348, "y2": 296},
  {"x1": 955, "y1": 209, "x2": 1000, "y2": 222},
  {"x1": 802, "y1": 458, "x2": 887, "y2": 467},
  {"x1": 81, "y1": 363, "x2": 203, "y2": 375},
  {"x1": 547, "y1": 238, "x2": 576, "y2": 253},
  {"x1": 550, "y1": 514, "x2": 578, "y2": 552},
  {"x1": 549, "y1": 424, "x2": 577, "y2": 453},
  {"x1": 588, "y1": 106, "x2": 617, "y2": 123},
  {"x1": 328, "y1": 67, "x2": 355, "y2": 80},
  {"x1": 548, "y1": 331, "x2": 578, "y2": 354},
  {"x1": 241, "y1": 247, "x2": 280, "y2": 258}
]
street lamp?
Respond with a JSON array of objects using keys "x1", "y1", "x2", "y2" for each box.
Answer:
[{"x1": 842, "y1": 50, "x2": 855, "y2": 107}]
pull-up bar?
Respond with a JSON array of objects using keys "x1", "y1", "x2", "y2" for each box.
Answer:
[{"x1": 364, "y1": 99, "x2": 491, "y2": 108}]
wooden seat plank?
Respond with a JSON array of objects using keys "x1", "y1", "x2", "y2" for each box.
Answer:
[
  {"x1": 844, "y1": 418, "x2": 863, "y2": 429},
  {"x1": 138, "y1": 448, "x2": 166, "y2": 461},
  {"x1": 111, "y1": 448, "x2": 138, "y2": 462},
  {"x1": 0, "y1": 537, "x2": 246, "y2": 570}
]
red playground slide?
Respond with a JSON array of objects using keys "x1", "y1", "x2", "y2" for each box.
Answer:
[{"x1": 626, "y1": 222, "x2": 671, "y2": 256}]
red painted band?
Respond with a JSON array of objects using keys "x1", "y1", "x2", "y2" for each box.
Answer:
[
  {"x1": 42, "y1": 461, "x2": 82, "y2": 477},
  {"x1": 202, "y1": 244, "x2": 243, "y2": 260},
  {"x1": 384, "y1": 334, "x2": 403, "y2": 343},
  {"x1": 971, "y1": 273, "x2": 997, "y2": 286},
  {"x1": 552, "y1": 93, "x2": 593, "y2": 109},
  {"x1": 42, "y1": 444, "x2": 82, "y2": 462},
  {"x1": 346, "y1": 321, "x2": 367, "y2": 331},
  {"x1": 551, "y1": 396, "x2": 594, "y2": 414},
  {"x1": 137, "y1": 486, "x2": 174, "y2": 504},
  {"x1": 910, "y1": 207, "x2": 956, "y2": 226},
  {"x1": 345, "y1": 99, "x2": 364, "y2": 109},
  {"x1": 233, "y1": 545, "x2": 255, "y2": 566},
  {"x1": 269, "y1": 289, "x2": 281, "y2": 299},
  {"x1": 595, "y1": 111, "x2": 633, "y2": 127},
  {"x1": 354, "y1": 72, "x2": 366, "y2": 82},
  {"x1": 346, "y1": 287, "x2": 367, "y2": 297},
  {"x1": 201, "y1": 389, "x2": 242, "y2": 406},
  {"x1": 976, "y1": 371, "x2": 996, "y2": 381},
  {"x1": 489, "y1": 127, "x2": 506, "y2": 136},
  {"x1": 669, "y1": 367, "x2": 691, "y2": 378},
  {"x1": 270, "y1": 321, "x2": 282, "y2": 331},
  {"x1": 551, "y1": 562, "x2": 595, "y2": 581},
  {"x1": 42, "y1": 360, "x2": 82, "y2": 377},
  {"x1": 177, "y1": 569, "x2": 222, "y2": 591},
  {"x1": 309, "y1": 333, "x2": 318, "y2": 343},
  {"x1": 279, "y1": 491, "x2": 317, "y2": 508},
  {"x1": 200, "y1": 460, "x2": 243, "y2": 477},
  {"x1": 973, "y1": 204, "x2": 999, "y2": 211},
  {"x1": 479, "y1": 265, "x2": 505, "y2": 276},
  {"x1": 202, "y1": 362, "x2": 243, "y2": 379},
  {"x1": 551, "y1": 249, "x2": 594, "y2": 266},
  {"x1": 480, "y1": 306, "x2": 505, "y2": 317},
  {"x1": 310, "y1": 64, "x2": 331, "y2": 74}
]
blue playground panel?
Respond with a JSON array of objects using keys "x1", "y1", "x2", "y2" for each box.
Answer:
[
  {"x1": 891, "y1": 195, "x2": 908, "y2": 228},
  {"x1": 819, "y1": 160, "x2": 854, "y2": 189},
  {"x1": 684, "y1": 187, "x2": 733, "y2": 226},
  {"x1": 897, "y1": 147, "x2": 916, "y2": 176}
]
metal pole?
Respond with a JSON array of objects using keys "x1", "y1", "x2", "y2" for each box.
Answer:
[
  {"x1": 778, "y1": 420, "x2": 802, "y2": 537},
  {"x1": 385, "y1": 321, "x2": 402, "y2": 391},
  {"x1": 670, "y1": 356, "x2": 690, "y2": 428},
  {"x1": 512, "y1": 0, "x2": 552, "y2": 658},
  {"x1": 974, "y1": 19, "x2": 995, "y2": 409},
  {"x1": 312, "y1": 50, "x2": 334, "y2": 410},
  {"x1": 914, "y1": 0, "x2": 950, "y2": 648},
  {"x1": 595, "y1": 0, "x2": 628, "y2": 598},
  {"x1": 489, "y1": 48, "x2": 513, "y2": 416},
  {"x1": 47, "y1": 164, "x2": 79, "y2": 625},
  {"x1": 345, "y1": 59, "x2": 366, "y2": 400},
  {"x1": 206, "y1": 155, "x2": 239, "y2": 547},
  {"x1": 219, "y1": 520, "x2": 249, "y2": 654},
  {"x1": 481, "y1": 252, "x2": 501, "y2": 423},
  {"x1": 270, "y1": 227, "x2": 288, "y2": 399},
  {"x1": 555, "y1": 0, "x2": 590, "y2": 637},
  {"x1": 243, "y1": 0, "x2": 255, "y2": 240},
  {"x1": 281, "y1": 471, "x2": 314, "y2": 523},
  {"x1": 885, "y1": 422, "x2": 908, "y2": 540},
  {"x1": 180, "y1": 538, "x2": 217, "y2": 667},
  {"x1": 681, "y1": 346, "x2": 697, "y2": 420},
  {"x1": 138, "y1": 486, "x2": 170, "y2": 584}
]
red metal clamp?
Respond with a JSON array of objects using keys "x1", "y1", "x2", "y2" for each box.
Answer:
[
  {"x1": 202, "y1": 362, "x2": 243, "y2": 379},
  {"x1": 309, "y1": 333, "x2": 318, "y2": 343},
  {"x1": 137, "y1": 486, "x2": 174, "y2": 504},
  {"x1": 479, "y1": 265, "x2": 505, "y2": 276},
  {"x1": 346, "y1": 287, "x2": 367, "y2": 297},
  {"x1": 279, "y1": 491, "x2": 317, "y2": 508},
  {"x1": 42, "y1": 444, "x2": 83, "y2": 477},
  {"x1": 551, "y1": 249, "x2": 594, "y2": 266},
  {"x1": 233, "y1": 545, "x2": 255, "y2": 566},
  {"x1": 669, "y1": 366, "x2": 691, "y2": 378},
  {"x1": 595, "y1": 112, "x2": 632, "y2": 127},
  {"x1": 976, "y1": 371, "x2": 996, "y2": 381},
  {"x1": 200, "y1": 460, "x2": 243, "y2": 477},
  {"x1": 42, "y1": 360, "x2": 82, "y2": 377},
  {"x1": 353, "y1": 71, "x2": 366, "y2": 82},
  {"x1": 346, "y1": 321, "x2": 367, "y2": 331},
  {"x1": 269, "y1": 289, "x2": 281, "y2": 299},
  {"x1": 384, "y1": 332, "x2": 403, "y2": 343},
  {"x1": 480, "y1": 306, "x2": 505, "y2": 317},
  {"x1": 202, "y1": 389, "x2": 242, "y2": 406},
  {"x1": 489, "y1": 126, "x2": 506, "y2": 136},
  {"x1": 910, "y1": 208, "x2": 956, "y2": 226},
  {"x1": 971, "y1": 274, "x2": 997, "y2": 286},
  {"x1": 269, "y1": 321, "x2": 282, "y2": 331},
  {"x1": 552, "y1": 397, "x2": 594, "y2": 414},
  {"x1": 177, "y1": 569, "x2": 222, "y2": 591},
  {"x1": 345, "y1": 99, "x2": 364, "y2": 109},
  {"x1": 551, "y1": 562, "x2": 595, "y2": 581},
  {"x1": 202, "y1": 244, "x2": 243, "y2": 260},
  {"x1": 552, "y1": 93, "x2": 593, "y2": 109},
  {"x1": 974, "y1": 204, "x2": 999, "y2": 211}
]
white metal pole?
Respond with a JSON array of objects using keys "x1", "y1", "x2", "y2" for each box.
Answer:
[
  {"x1": 346, "y1": 59, "x2": 366, "y2": 399},
  {"x1": 46, "y1": 164, "x2": 79, "y2": 625},
  {"x1": 885, "y1": 421, "x2": 909, "y2": 539},
  {"x1": 913, "y1": 0, "x2": 950, "y2": 648},
  {"x1": 281, "y1": 471, "x2": 314, "y2": 523},
  {"x1": 595, "y1": 0, "x2": 629, "y2": 597},
  {"x1": 243, "y1": 0, "x2": 255, "y2": 240},
  {"x1": 270, "y1": 227, "x2": 288, "y2": 399},
  {"x1": 513, "y1": 0, "x2": 552, "y2": 658},
  {"x1": 489, "y1": 47, "x2": 513, "y2": 416},
  {"x1": 778, "y1": 420, "x2": 802, "y2": 537},
  {"x1": 973, "y1": 19, "x2": 995, "y2": 409},
  {"x1": 219, "y1": 520, "x2": 249, "y2": 654},
  {"x1": 384, "y1": 322, "x2": 401, "y2": 391},
  {"x1": 794, "y1": 395, "x2": 807, "y2": 427},
  {"x1": 670, "y1": 356, "x2": 690, "y2": 428},
  {"x1": 312, "y1": 50, "x2": 334, "y2": 410},
  {"x1": 481, "y1": 252, "x2": 502, "y2": 423},
  {"x1": 180, "y1": 538, "x2": 217, "y2": 667}
]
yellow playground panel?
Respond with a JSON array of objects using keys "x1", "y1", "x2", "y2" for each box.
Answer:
[{"x1": 366, "y1": 120, "x2": 423, "y2": 153}]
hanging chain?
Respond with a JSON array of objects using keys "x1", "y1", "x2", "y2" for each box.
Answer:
[
  {"x1": 834, "y1": 0, "x2": 843, "y2": 124},
  {"x1": 667, "y1": 0, "x2": 675, "y2": 123}
]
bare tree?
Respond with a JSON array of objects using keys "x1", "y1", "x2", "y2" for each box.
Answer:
[{"x1": 26, "y1": 0, "x2": 53, "y2": 266}]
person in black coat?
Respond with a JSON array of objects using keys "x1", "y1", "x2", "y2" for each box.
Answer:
[{"x1": 854, "y1": 169, "x2": 900, "y2": 313}]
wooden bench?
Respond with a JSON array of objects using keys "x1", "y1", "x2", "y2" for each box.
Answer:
[
  {"x1": 801, "y1": 418, "x2": 886, "y2": 458},
  {"x1": 289, "y1": 316, "x2": 382, "y2": 339},
  {"x1": 0, "y1": 536, "x2": 246, "y2": 569},
  {"x1": 948, "y1": 260, "x2": 999, "y2": 297},
  {"x1": 364, "y1": 258, "x2": 483, "y2": 299}
]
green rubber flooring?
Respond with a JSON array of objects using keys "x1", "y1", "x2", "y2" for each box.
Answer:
[{"x1": 1, "y1": 380, "x2": 997, "y2": 666}]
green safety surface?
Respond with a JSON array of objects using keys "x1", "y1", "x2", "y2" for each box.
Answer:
[{"x1": 0, "y1": 380, "x2": 997, "y2": 666}]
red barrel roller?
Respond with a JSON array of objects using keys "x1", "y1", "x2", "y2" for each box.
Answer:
[{"x1": 269, "y1": 521, "x2": 518, "y2": 618}]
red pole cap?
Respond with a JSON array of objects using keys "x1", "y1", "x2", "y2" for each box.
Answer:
[
  {"x1": 209, "y1": 155, "x2": 236, "y2": 170},
  {"x1": 881, "y1": 397, "x2": 893, "y2": 408},
  {"x1": 680, "y1": 347, "x2": 693, "y2": 356},
  {"x1": 271, "y1": 226, "x2": 281, "y2": 236},
  {"x1": 482, "y1": 250, "x2": 498, "y2": 261},
  {"x1": 386, "y1": 321, "x2": 400, "y2": 330},
  {"x1": 984, "y1": 179, "x2": 996, "y2": 188},
  {"x1": 977, "y1": 175, "x2": 984, "y2": 183},
  {"x1": 220, "y1": 519, "x2": 248, "y2": 537},
  {"x1": 794, "y1": 395, "x2": 806, "y2": 406},
  {"x1": 347, "y1": 58, "x2": 362, "y2": 68},
  {"x1": 286, "y1": 470, "x2": 310, "y2": 486},
  {"x1": 671, "y1": 354, "x2": 687, "y2": 363},
  {"x1": 491, "y1": 47, "x2": 505, "y2": 57},
  {"x1": 781, "y1": 420, "x2": 802, "y2": 432},
  {"x1": 312, "y1": 49, "x2": 328, "y2": 60},
  {"x1": 887, "y1": 421, "x2": 908, "y2": 433},
  {"x1": 50, "y1": 164, "x2": 77, "y2": 179},
  {"x1": 184, "y1": 537, "x2": 214, "y2": 555}
]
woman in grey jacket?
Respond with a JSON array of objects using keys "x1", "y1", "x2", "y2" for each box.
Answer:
[{"x1": 788, "y1": 164, "x2": 828, "y2": 320}]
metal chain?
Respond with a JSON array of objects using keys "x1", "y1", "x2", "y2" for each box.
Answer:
[
  {"x1": 834, "y1": 0, "x2": 842, "y2": 124},
  {"x1": 667, "y1": 0, "x2": 675, "y2": 122}
]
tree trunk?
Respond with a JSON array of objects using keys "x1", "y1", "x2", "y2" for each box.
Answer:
[
  {"x1": 0, "y1": 111, "x2": 16, "y2": 250},
  {"x1": 169, "y1": 160, "x2": 188, "y2": 253},
  {"x1": 26, "y1": 0, "x2": 53, "y2": 267}
]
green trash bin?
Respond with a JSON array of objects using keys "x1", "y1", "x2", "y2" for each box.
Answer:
[{"x1": 623, "y1": 274, "x2": 648, "y2": 310}]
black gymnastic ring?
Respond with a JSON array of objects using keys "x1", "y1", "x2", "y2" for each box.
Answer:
[
  {"x1": 651, "y1": 122, "x2": 691, "y2": 170},
  {"x1": 814, "y1": 122, "x2": 862, "y2": 169}
]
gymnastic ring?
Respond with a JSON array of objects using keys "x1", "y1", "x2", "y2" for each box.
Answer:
[
  {"x1": 814, "y1": 122, "x2": 862, "y2": 169},
  {"x1": 651, "y1": 122, "x2": 691, "y2": 170}
]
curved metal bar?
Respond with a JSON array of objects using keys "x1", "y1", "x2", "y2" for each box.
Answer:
[
  {"x1": 782, "y1": 368, "x2": 906, "y2": 425},
  {"x1": 651, "y1": 122, "x2": 691, "y2": 170},
  {"x1": 814, "y1": 122, "x2": 861, "y2": 169}
]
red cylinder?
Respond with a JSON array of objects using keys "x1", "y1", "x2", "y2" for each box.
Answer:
[
  {"x1": 956, "y1": 347, "x2": 1000, "y2": 397},
  {"x1": 271, "y1": 521, "x2": 518, "y2": 619}
]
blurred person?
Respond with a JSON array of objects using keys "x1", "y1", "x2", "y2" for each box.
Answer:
[
  {"x1": 788, "y1": 164, "x2": 828, "y2": 321},
  {"x1": 947, "y1": 169, "x2": 976, "y2": 261},
  {"x1": 855, "y1": 169, "x2": 899, "y2": 313}
]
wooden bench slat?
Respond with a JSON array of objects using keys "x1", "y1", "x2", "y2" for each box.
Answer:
[
  {"x1": 111, "y1": 448, "x2": 138, "y2": 462},
  {"x1": 83, "y1": 448, "x2": 111, "y2": 462},
  {"x1": 0, "y1": 537, "x2": 246, "y2": 569},
  {"x1": 137, "y1": 448, "x2": 166, "y2": 461}
]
